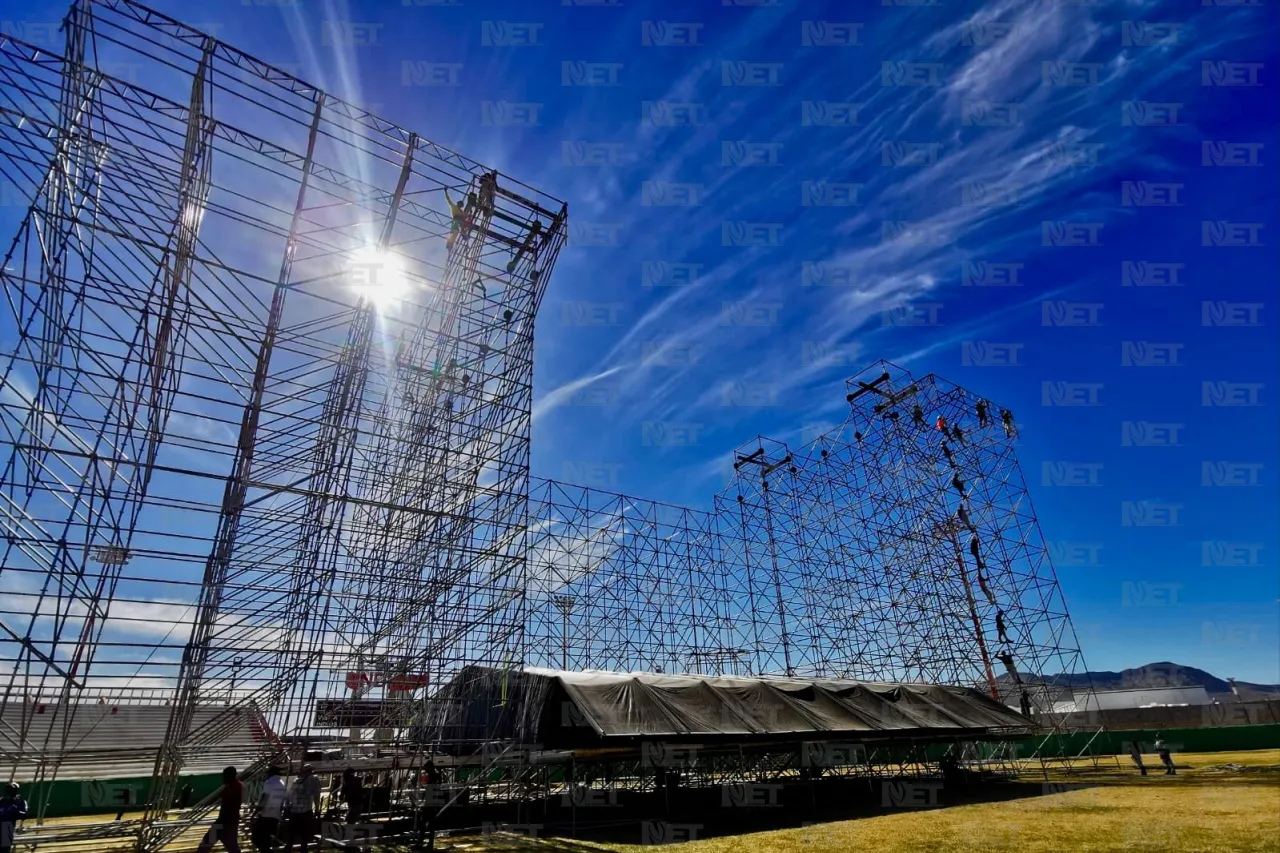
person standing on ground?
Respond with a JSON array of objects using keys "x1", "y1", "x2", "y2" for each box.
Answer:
[
  {"x1": 1154, "y1": 736, "x2": 1176, "y2": 775},
  {"x1": 252, "y1": 765, "x2": 287, "y2": 852},
  {"x1": 0, "y1": 782, "x2": 28, "y2": 853},
  {"x1": 197, "y1": 766, "x2": 244, "y2": 853},
  {"x1": 1128, "y1": 741, "x2": 1147, "y2": 776},
  {"x1": 340, "y1": 768, "x2": 365, "y2": 825},
  {"x1": 115, "y1": 786, "x2": 137, "y2": 821},
  {"x1": 283, "y1": 764, "x2": 322, "y2": 853},
  {"x1": 415, "y1": 759, "x2": 445, "y2": 852}
]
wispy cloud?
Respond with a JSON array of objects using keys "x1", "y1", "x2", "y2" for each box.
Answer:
[
  {"x1": 532, "y1": 364, "x2": 625, "y2": 423},
  {"x1": 888, "y1": 283, "x2": 1079, "y2": 367},
  {"x1": 524, "y1": 0, "x2": 1262, "y2": 494}
]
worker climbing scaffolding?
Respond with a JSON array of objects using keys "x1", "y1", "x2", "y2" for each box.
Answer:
[
  {"x1": 444, "y1": 188, "x2": 467, "y2": 250},
  {"x1": 838, "y1": 372, "x2": 1038, "y2": 707},
  {"x1": 445, "y1": 171, "x2": 500, "y2": 255},
  {"x1": 1001, "y1": 408, "x2": 1017, "y2": 438},
  {"x1": 925, "y1": 392, "x2": 999, "y2": 701},
  {"x1": 971, "y1": 542, "x2": 987, "y2": 574},
  {"x1": 445, "y1": 169, "x2": 550, "y2": 284},
  {"x1": 976, "y1": 570, "x2": 997, "y2": 606},
  {"x1": 998, "y1": 650, "x2": 1020, "y2": 683},
  {"x1": 935, "y1": 397, "x2": 1022, "y2": 695},
  {"x1": 995, "y1": 609, "x2": 1010, "y2": 644}
]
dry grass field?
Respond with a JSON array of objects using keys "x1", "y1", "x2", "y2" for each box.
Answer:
[
  {"x1": 26, "y1": 749, "x2": 1280, "y2": 851},
  {"x1": 465, "y1": 749, "x2": 1280, "y2": 853}
]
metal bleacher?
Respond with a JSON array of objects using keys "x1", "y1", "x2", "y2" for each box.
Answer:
[{"x1": 2, "y1": 692, "x2": 273, "y2": 783}]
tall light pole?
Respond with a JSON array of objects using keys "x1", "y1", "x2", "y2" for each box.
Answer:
[{"x1": 553, "y1": 596, "x2": 575, "y2": 671}]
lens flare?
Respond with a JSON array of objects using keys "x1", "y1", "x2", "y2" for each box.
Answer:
[{"x1": 349, "y1": 246, "x2": 409, "y2": 309}]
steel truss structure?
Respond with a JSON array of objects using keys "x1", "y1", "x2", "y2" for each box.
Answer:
[
  {"x1": 0, "y1": 1, "x2": 1093, "y2": 850},
  {"x1": 0, "y1": 0, "x2": 564, "y2": 848},
  {"x1": 523, "y1": 364, "x2": 1087, "y2": 713}
]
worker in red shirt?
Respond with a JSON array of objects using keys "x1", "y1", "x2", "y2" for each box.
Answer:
[{"x1": 197, "y1": 766, "x2": 244, "y2": 853}]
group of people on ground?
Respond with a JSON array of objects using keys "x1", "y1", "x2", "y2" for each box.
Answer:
[
  {"x1": 0, "y1": 730, "x2": 1184, "y2": 853},
  {"x1": 0, "y1": 758, "x2": 411, "y2": 853},
  {"x1": 1128, "y1": 736, "x2": 1178, "y2": 776},
  {"x1": 197, "y1": 762, "x2": 346, "y2": 853}
]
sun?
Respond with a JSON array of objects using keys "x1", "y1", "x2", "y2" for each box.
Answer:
[{"x1": 348, "y1": 246, "x2": 409, "y2": 309}]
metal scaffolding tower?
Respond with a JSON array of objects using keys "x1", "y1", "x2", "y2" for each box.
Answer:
[
  {"x1": 0, "y1": 0, "x2": 565, "y2": 847},
  {"x1": 0, "y1": 2, "x2": 1096, "y2": 850},
  {"x1": 523, "y1": 363, "x2": 1088, "y2": 716}
]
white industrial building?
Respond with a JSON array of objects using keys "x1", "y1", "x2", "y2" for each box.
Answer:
[{"x1": 1053, "y1": 685, "x2": 1211, "y2": 713}]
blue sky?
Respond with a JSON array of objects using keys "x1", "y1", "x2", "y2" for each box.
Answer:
[{"x1": 2, "y1": 0, "x2": 1277, "y2": 683}]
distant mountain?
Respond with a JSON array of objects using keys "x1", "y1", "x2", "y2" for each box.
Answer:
[{"x1": 1028, "y1": 662, "x2": 1280, "y2": 699}]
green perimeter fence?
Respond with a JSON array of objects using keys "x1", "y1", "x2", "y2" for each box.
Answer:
[
  {"x1": 22, "y1": 772, "x2": 225, "y2": 819},
  {"x1": 1016, "y1": 721, "x2": 1280, "y2": 760},
  {"x1": 19, "y1": 724, "x2": 1280, "y2": 817}
]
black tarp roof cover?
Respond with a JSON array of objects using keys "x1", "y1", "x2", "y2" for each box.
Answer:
[{"x1": 421, "y1": 667, "x2": 1032, "y2": 747}]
